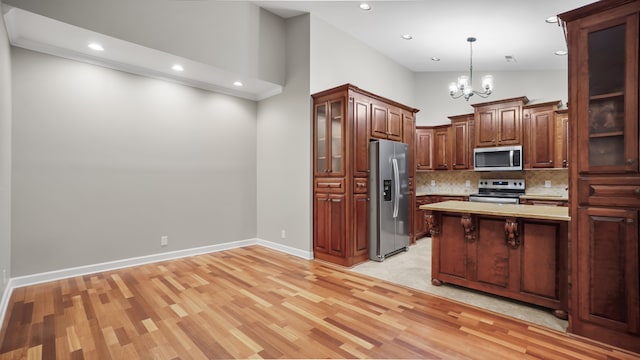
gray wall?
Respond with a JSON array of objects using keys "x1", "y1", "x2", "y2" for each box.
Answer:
[
  {"x1": 11, "y1": 47, "x2": 258, "y2": 276},
  {"x1": 3, "y1": 0, "x2": 285, "y2": 85},
  {"x1": 414, "y1": 70, "x2": 568, "y2": 126},
  {"x1": 309, "y1": 16, "x2": 417, "y2": 108},
  {"x1": 0, "y1": 0, "x2": 12, "y2": 294},
  {"x1": 256, "y1": 15, "x2": 311, "y2": 252}
]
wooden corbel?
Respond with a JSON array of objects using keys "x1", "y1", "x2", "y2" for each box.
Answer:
[
  {"x1": 504, "y1": 217, "x2": 520, "y2": 249},
  {"x1": 460, "y1": 214, "x2": 475, "y2": 242},
  {"x1": 425, "y1": 211, "x2": 439, "y2": 235}
]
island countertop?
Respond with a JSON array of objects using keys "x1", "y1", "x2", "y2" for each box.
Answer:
[{"x1": 419, "y1": 200, "x2": 570, "y2": 222}]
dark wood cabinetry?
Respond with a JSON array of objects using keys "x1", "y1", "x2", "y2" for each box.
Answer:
[
  {"x1": 428, "y1": 210, "x2": 568, "y2": 317},
  {"x1": 416, "y1": 127, "x2": 434, "y2": 171},
  {"x1": 312, "y1": 84, "x2": 418, "y2": 266},
  {"x1": 560, "y1": 0, "x2": 640, "y2": 352},
  {"x1": 433, "y1": 125, "x2": 450, "y2": 170},
  {"x1": 523, "y1": 101, "x2": 562, "y2": 169},
  {"x1": 555, "y1": 109, "x2": 570, "y2": 168},
  {"x1": 415, "y1": 195, "x2": 468, "y2": 240},
  {"x1": 449, "y1": 113, "x2": 474, "y2": 170},
  {"x1": 472, "y1": 97, "x2": 529, "y2": 147}
]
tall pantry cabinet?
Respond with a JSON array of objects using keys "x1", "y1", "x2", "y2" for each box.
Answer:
[
  {"x1": 312, "y1": 84, "x2": 418, "y2": 266},
  {"x1": 559, "y1": 0, "x2": 640, "y2": 353}
]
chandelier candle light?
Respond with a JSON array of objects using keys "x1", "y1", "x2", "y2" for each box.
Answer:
[{"x1": 449, "y1": 37, "x2": 493, "y2": 101}]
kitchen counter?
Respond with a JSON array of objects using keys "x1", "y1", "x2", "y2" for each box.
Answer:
[
  {"x1": 520, "y1": 194, "x2": 568, "y2": 201},
  {"x1": 419, "y1": 200, "x2": 570, "y2": 221},
  {"x1": 415, "y1": 192, "x2": 469, "y2": 197}
]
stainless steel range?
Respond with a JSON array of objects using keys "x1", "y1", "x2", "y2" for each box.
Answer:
[{"x1": 468, "y1": 178, "x2": 525, "y2": 204}]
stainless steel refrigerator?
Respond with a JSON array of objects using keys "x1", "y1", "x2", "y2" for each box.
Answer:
[{"x1": 369, "y1": 139, "x2": 410, "y2": 261}]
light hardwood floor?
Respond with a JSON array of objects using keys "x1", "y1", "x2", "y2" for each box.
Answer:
[{"x1": 0, "y1": 245, "x2": 638, "y2": 359}]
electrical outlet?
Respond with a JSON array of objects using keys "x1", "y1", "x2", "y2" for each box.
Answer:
[
  {"x1": 544, "y1": 180, "x2": 551, "y2": 188},
  {"x1": 281, "y1": 229, "x2": 286, "y2": 239},
  {"x1": 430, "y1": 180, "x2": 436, "y2": 186},
  {"x1": 465, "y1": 180, "x2": 471, "y2": 187},
  {"x1": 160, "y1": 235, "x2": 168, "y2": 247}
]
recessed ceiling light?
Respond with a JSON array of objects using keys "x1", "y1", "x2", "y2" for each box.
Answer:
[
  {"x1": 401, "y1": 34, "x2": 413, "y2": 40},
  {"x1": 233, "y1": 81, "x2": 243, "y2": 87},
  {"x1": 171, "y1": 64, "x2": 184, "y2": 72},
  {"x1": 431, "y1": 57, "x2": 441, "y2": 61},
  {"x1": 88, "y1": 43, "x2": 104, "y2": 51},
  {"x1": 545, "y1": 16, "x2": 558, "y2": 24},
  {"x1": 505, "y1": 55, "x2": 517, "y2": 63},
  {"x1": 555, "y1": 50, "x2": 568, "y2": 56},
  {"x1": 359, "y1": 3, "x2": 371, "y2": 11}
]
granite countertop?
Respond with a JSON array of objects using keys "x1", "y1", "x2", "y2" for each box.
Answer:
[
  {"x1": 419, "y1": 200, "x2": 570, "y2": 222},
  {"x1": 519, "y1": 194, "x2": 569, "y2": 201},
  {"x1": 416, "y1": 192, "x2": 469, "y2": 197}
]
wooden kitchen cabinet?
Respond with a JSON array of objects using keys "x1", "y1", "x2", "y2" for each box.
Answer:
[
  {"x1": 560, "y1": 0, "x2": 640, "y2": 352},
  {"x1": 555, "y1": 109, "x2": 569, "y2": 168},
  {"x1": 449, "y1": 113, "x2": 474, "y2": 170},
  {"x1": 433, "y1": 125, "x2": 451, "y2": 170},
  {"x1": 312, "y1": 84, "x2": 419, "y2": 267},
  {"x1": 523, "y1": 101, "x2": 562, "y2": 169},
  {"x1": 472, "y1": 96, "x2": 529, "y2": 147},
  {"x1": 371, "y1": 99, "x2": 403, "y2": 141},
  {"x1": 416, "y1": 127, "x2": 434, "y2": 171},
  {"x1": 428, "y1": 210, "x2": 568, "y2": 317},
  {"x1": 403, "y1": 111, "x2": 416, "y2": 243}
]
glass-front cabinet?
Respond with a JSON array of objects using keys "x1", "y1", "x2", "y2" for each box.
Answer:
[
  {"x1": 578, "y1": 15, "x2": 638, "y2": 173},
  {"x1": 314, "y1": 96, "x2": 345, "y2": 177}
]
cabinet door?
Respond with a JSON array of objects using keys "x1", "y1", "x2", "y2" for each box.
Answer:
[
  {"x1": 475, "y1": 108, "x2": 497, "y2": 147},
  {"x1": 520, "y1": 220, "x2": 565, "y2": 302},
  {"x1": 314, "y1": 98, "x2": 345, "y2": 176},
  {"x1": 577, "y1": 207, "x2": 639, "y2": 334},
  {"x1": 353, "y1": 193, "x2": 369, "y2": 258},
  {"x1": 433, "y1": 127, "x2": 450, "y2": 170},
  {"x1": 451, "y1": 120, "x2": 469, "y2": 169},
  {"x1": 353, "y1": 95, "x2": 370, "y2": 177},
  {"x1": 577, "y1": 15, "x2": 639, "y2": 174},
  {"x1": 437, "y1": 213, "x2": 468, "y2": 280},
  {"x1": 497, "y1": 106, "x2": 521, "y2": 145},
  {"x1": 416, "y1": 128, "x2": 434, "y2": 170},
  {"x1": 403, "y1": 111, "x2": 416, "y2": 173},
  {"x1": 555, "y1": 111, "x2": 569, "y2": 168},
  {"x1": 371, "y1": 102, "x2": 389, "y2": 139},
  {"x1": 387, "y1": 107, "x2": 403, "y2": 141},
  {"x1": 473, "y1": 216, "x2": 517, "y2": 289},
  {"x1": 314, "y1": 193, "x2": 346, "y2": 257},
  {"x1": 529, "y1": 109, "x2": 555, "y2": 168}
]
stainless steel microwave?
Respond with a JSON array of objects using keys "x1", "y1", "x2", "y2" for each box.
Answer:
[{"x1": 473, "y1": 145, "x2": 523, "y2": 171}]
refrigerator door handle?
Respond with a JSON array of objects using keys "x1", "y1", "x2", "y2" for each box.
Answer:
[{"x1": 392, "y1": 157, "x2": 400, "y2": 218}]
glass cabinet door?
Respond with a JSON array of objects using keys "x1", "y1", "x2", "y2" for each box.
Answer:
[
  {"x1": 579, "y1": 15, "x2": 639, "y2": 173},
  {"x1": 314, "y1": 97, "x2": 345, "y2": 176}
]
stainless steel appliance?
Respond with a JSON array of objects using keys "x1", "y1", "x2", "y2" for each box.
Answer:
[
  {"x1": 468, "y1": 178, "x2": 525, "y2": 204},
  {"x1": 369, "y1": 140, "x2": 410, "y2": 261},
  {"x1": 474, "y1": 145, "x2": 523, "y2": 171}
]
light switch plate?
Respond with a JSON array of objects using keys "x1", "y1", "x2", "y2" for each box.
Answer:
[
  {"x1": 431, "y1": 180, "x2": 436, "y2": 186},
  {"x1": 544, "y1": 180, "x2": 551, "y2": 188}
]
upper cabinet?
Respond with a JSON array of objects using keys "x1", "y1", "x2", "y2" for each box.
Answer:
[
  {"x1": 472, "y1": 96, "x2": 529, "y2": 147},
  {"x1": 555, "y1": 109, "x2": 570, "y2": 168},
  {"x1": 433, "y1": 125, "x2": 451, "y2": 170},
  {"x1": 314, "y1": 94, "x2": 346, "y2": 177},
  {"x1": 523, "y1": 101, "x2": 562, "y2": 169},
  {"x1": 416, "y1": 127, "x2": 434, "y2": 171},
  {"x1": 449, "y1": 113, "x2": 474, "y2": 170},
  {"x1": 371, "y1": 99, "x2": 403, "y2": 141},
  {"x1": 569, "y1": 6, "x2": 639, "y2": 175}
]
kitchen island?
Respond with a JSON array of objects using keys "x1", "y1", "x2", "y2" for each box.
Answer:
[{"x1": 419, "y1": 201, "x2": 569, "y2": 319}]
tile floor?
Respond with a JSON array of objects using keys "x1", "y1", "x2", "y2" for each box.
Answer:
[{"x1": 351, "y1": 237, "x2": 568, "y2": 332}]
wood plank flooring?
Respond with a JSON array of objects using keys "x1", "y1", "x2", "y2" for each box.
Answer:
[{"x1": 1, "y1": 245, "x2": 638, "y2": 359}]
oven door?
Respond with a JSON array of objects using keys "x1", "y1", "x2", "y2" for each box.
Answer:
[{"x1": 468, "y1": 195, "x2": 520, "y2": 204}]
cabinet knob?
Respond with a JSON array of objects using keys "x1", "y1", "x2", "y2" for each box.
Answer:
[
  {"x1": 634, "y1": 188, "x2": 640, "y2": 195},
  {"x1": 549, "y1": 160, "x2": 553, "y2": 164},
  {"x1": 627, "y1": 218, "x2": 634, "y2": 223},
  {"x1": 626, "y1": 158, "x2": 636, "y2": 165}
]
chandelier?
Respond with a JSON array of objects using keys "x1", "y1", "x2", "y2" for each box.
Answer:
[{"x1": 449, "y1": 37, "x2": 493, "y2": 101}]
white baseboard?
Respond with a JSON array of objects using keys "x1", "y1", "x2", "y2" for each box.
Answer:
[{"x1": 0, "y1": 238, "x2": 312, "y2": 330}]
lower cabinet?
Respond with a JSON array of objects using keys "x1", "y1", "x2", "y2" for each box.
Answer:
[
  {"x1": 314, "y1": 192, "x2": 346, "y2": 258},
  {"x1": 428, "y1": 211, "x2": 568, "y2": 317},
  {"x1": 415, "y1": 195, "x2": 468, "y2": 240},
  {"x1": 352, "y1": 193, "x2": 370, "y2": 259},
  {"x1": 573, "y1": 207, "x2": 639, "y2": 341}
]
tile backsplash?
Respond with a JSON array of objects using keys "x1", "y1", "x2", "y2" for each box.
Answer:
[{"x1": 416, "y1": 169, "x2": 569, "y2": 197}]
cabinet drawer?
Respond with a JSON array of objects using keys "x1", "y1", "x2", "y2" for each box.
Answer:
[
  {"x1": 353, "y1": 178, "x2": 368, "y2": 193},
  {"x1": 578, "y1": 177, "x2": 640, "y2": 207},
  {"x1": 315, "y1": 178, "x2": 346, "y2": 193}
]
